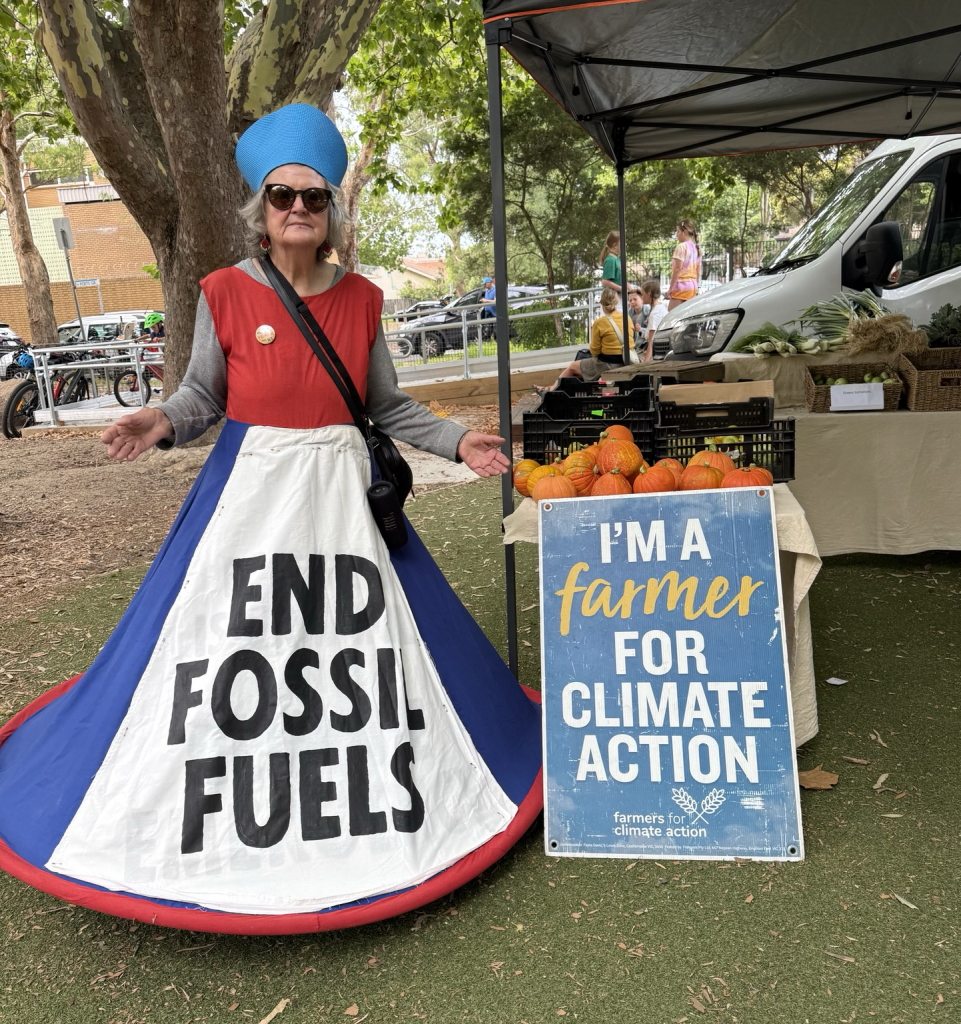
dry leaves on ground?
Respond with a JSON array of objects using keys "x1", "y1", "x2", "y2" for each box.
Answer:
[{"x1": 798, "y1": 765, "x2": 839, "y2": 790}]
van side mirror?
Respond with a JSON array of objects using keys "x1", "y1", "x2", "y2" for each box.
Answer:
[{"x1": 842, "y1": 221, "x2": 903, "y2": 294}]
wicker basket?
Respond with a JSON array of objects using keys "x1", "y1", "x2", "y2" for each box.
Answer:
[
  {"x1": 898, "y1": 349, "x2": 961, "y2": 411},
  {"x1": 805, "y1": 362, "x2": 903, "y2": 413}
]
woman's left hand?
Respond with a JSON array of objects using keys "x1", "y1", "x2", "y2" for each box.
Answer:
[{"x1": 457, "y1": 430, "x2": 511, "y2": 477}]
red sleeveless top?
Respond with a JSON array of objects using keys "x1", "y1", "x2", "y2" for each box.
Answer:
[{"x1": 200, "y1": 265, "x2": 383, "y2": 429}]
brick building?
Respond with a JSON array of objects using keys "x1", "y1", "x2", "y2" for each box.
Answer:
[{"x1": 0, "y1": 181, "x2": 163, "y2": 344}]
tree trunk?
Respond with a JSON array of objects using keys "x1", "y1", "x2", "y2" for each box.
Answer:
[
  {"x1": 37, "y1": 0, "x2": 384, "y2": 396},
  {"x1": 338, "y1": 134, "x2": 376, "y2": 273},
  {"x1": 0, "y1": 106, "x2": 59, "y2": 348}
]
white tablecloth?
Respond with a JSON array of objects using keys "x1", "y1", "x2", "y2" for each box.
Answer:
[{"x1": 504, "y1": 483, "x2": 821, "y2": 746}]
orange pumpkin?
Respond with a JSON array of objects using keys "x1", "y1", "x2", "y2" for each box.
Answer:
[
  {"x1": 598, "y1": 424, "x2": 634, "y2": 447},
  {"x1": 680, "y1": 462, "x2": 724, "y2": 491},
  {"x1": 653, "y1": 458, "x2": 683, "y2": 486},
  {"x1": 591, "y1": 467, "x2": 633, "y2": 496},
  {"x1": 597, "y1": 439, "x2": 645, "y2": 479},
  {"x1": 526, "y1": 464, "x2": 556, "y2": 494},
  {"x1": 531, "y1": 470, "x2": 577, "y2": 503},
  {"x1": 633, "y1": 464, "x2": 677, "y2": 494},
  {"x1": 512, "y1": 459, "x2": 541, "y2": 497},
  {"x1": 563, "y1": 449, "x2": 598, "y2": 495},
  {"x1": 689, "y1": 447, "x2": 736, "y2": 476},
  {"x1": 721, "y1": 465, "x2": 774, "y2": 489}
]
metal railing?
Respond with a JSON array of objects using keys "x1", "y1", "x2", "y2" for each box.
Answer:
[
  {"x1": 380, "y1": 287, "x2": 607, "y2": 376},
  {"x1": 26, "y1": 338, "x2": 164, "y2": 426}
]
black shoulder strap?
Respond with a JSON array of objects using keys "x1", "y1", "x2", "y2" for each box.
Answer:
[{"x1": 260, "y1": 255, "x2": 371, "y2": 441}]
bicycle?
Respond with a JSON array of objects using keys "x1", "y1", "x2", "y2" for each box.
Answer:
[
  {"x1": 2, "y1": 354, "x2": 92, "y2": 439},
  {"x1": 113, "y1": 341, "x2": 164, "y2": 407}
]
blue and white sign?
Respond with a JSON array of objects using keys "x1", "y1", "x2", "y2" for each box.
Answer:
[{"x1": 539, "y1": 488, "x2": 803, "y2": 862}]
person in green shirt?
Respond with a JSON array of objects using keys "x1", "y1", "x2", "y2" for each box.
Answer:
[{"x1": 600, "y1": 229, "x2": 622, "y2": 293}]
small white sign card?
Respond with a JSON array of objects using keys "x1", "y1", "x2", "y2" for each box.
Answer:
[{"x1": 829, "y1": 382, "x2": 884, "y2": 412}]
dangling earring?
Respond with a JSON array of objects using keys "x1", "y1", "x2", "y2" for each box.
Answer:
[
  {"x1": 322, "y1": 240, "x2": 332, "y2": 258},
  {"x1": 260, "y1": 234, "x2": 271, "y2": 254}
]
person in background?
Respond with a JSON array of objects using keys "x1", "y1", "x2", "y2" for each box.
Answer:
[
  {"x1": 143, "y1": 311, "x2": 165, "y2": 341},
  {"x1": 667, "y1": 219, "x2": 701, "y2": 310},
  {"x1": 537, "y1": 287, "x2": 632, "y2": 390},
  {"x1": 627, "y1": 287, "x2": 649, "y2": 334},
  {"x1": 480, "y1": 274, "x2": 496, "y2": 317},
  {"x1": 637, "y1": 278, "x2": 667, "y2": 362},
  {"x1": 599, "y1": 230, "x2": 623, "y2": 294}
]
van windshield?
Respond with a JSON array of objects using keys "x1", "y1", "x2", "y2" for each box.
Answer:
[{"x1": 763, "y1": 150, "x2": 912, "y2": 271}]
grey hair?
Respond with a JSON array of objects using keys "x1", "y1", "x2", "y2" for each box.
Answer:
[{"x1": 239, "y1": 180, "x2": 350, "y2": 261}]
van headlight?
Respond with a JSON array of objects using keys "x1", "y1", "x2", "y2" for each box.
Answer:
[{"x1": 667, "y1": 310, "x2": 743, "y2": 356}]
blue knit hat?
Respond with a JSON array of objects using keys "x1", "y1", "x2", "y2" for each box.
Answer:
[{"x1": 235, "y1": 103, "x2": 349, "y2": 190}]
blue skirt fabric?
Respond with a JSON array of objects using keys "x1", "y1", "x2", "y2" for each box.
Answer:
[{"x1": 0, "y1": 422, "x2": 542, "y2": 931}]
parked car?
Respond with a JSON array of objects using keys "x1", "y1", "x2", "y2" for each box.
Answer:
[
  {"x1": 396, "y1": 286, "x2": 550, "y2": 357},
  {"x1": 0, "y1": 323, "x2": 21, "y2": 352},
  {"x1": 56, "y1": 310, "x2": 161, "y2": 346},
  {"x1": 392, "y1": 298, "x2": 449, "y2": 323},
  {"x1": 656, "y1": 134, "x2": 961, "y2": 359}
]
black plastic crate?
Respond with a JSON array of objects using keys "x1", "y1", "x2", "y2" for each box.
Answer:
[
  {"x1": 654, "y1": 419, "x2": 796, "y2": 482},
  {"x1": 523, "y1": 391, "x2": 656, "y2": 464},
  {"x1": 656, "y1": 395, "x2": 775, "y2": 430},
  {"x1": 554, "y1": 373, "x2": 654, "y2": 410}
]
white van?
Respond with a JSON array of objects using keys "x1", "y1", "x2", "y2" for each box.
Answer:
[
  {"x1": 657, "y1": 135, "x2": 961, "y2": 358},
  {"x1": 57, "y1": 310, "x2": 159, "y2": 346}
]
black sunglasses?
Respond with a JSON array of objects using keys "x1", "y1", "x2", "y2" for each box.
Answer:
[{"x1": 264, "y1": 183, "x2": 332, "y2": 214}]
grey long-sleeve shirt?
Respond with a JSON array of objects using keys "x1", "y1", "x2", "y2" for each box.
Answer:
[{"x1": 158, "y1": 260, "x2": 469, "y2": 461}]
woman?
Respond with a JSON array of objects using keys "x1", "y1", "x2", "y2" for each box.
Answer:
[
  {"x1": 636, "y1": 278, "x2": 667, "y2": 362},
  {"x1": 667, "y1": 219, "x2": 701, "y2": 310},
  {"x1": 599, "y1": 229, "x2": 623, "y2": 293},
  {"x1": 0, "y1": 104, "x2": 542, "y2": 933},
  {"x1": 538, "y1": 287, "x2": 632, "y2": 390}
]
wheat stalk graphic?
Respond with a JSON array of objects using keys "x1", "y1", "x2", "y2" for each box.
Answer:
[{"x1": 672, "y1": 787, "x2": 726, "y2": 824}]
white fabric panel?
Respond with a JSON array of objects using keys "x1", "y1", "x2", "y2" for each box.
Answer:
[{"x1": 48, "y1": 425, "x2": 516, "y2": 914}]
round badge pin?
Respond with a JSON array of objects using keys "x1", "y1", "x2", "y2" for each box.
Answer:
[{"x1": 255, "y1": 324, "x2": 275, "y2": 345}]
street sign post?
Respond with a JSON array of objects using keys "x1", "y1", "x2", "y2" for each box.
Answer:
[
  {"x1": 51, "y1": 217, "x2": 85, "y2": 334},
  {"x1": 539, "y1": 487, "x2": 803, "y2": 862}
]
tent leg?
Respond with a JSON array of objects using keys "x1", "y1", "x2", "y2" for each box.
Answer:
[
  {"x1": 617, "y1": 163, "x2": 631, "y2": 363},
  {"x1": 486, "y1": 27, "x2": 519, "y2": 679}
]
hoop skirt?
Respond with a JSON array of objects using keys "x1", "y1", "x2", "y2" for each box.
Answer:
[{"x1": 0, "y1": 421, "x2": 542, "y2": 933}]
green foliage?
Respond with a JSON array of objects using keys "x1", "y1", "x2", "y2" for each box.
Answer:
[
  {"x1": 21, "y1": 136, "x2": 94, "y2": 183},
  {"x1": 356, "y1": 189, "x2": 414, "y2": 270},
  {"x1": 141, "y1": 263, "x2": 159, "y2": 279},
  {"x1": 922, "y1": 303, "x2": 961, "y2": 347}
]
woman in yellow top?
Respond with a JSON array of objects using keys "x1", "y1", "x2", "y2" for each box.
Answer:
[
  {"x1": 536, "y1": 288, "x2": 633, "y2": 391},
  {"x1": 667, "y1": 218, "x2": 701, "y2": 310}
]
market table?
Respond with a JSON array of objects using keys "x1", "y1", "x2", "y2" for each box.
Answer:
[
  {"x1": 787, "y1": 407, "x2": 961, "y2": 556},
  {"x1": 504, "y1": 484, "x2": 822, "y2": 747}
]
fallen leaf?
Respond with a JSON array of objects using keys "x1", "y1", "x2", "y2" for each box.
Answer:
[
  {"x1": 842, "y1": 756, "x2": 870, "y2": 765},
  {"x1": 690, "y1": 997, "x2": 706, "y2": 1012},
  {"x1": 880, "y1": 813, "x2": 903, "y2": 818},
  {"x1": 344, "y1": 1006, "x2": 359, "y2": 1018},
  {"x1": 227, "y1": 1003, "x2": 239, "y2": 1011},
  {"x1": 798, "y1": 765, "x2": 839, "y2": 790},
  {"x1": 258, "y1": 999, "x2": 291, "y2": 1024},
  {"x1": 872, "y1": 773, "x2": 889, "y2": 790},
  {"x1": 891, "y1": 892, "x2": 918, "y2": 910},
  {"x1": 869, "y1": 729, "x2": 889, "y2": 748},
  {"x1": 823, "y1": 951, "x2": 855, "y2": 963},
  {"x1": 744, "y1": 894, "x2": 754, "y2": 904}
]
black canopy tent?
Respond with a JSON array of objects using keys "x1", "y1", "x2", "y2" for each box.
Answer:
[{"x1": 482, "y1": 0, "x2": 961, "y2": 674}]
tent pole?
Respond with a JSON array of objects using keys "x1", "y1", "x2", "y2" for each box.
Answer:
[
  {"x1": 485, "y1": 21, "x2": 519, "y2": 679},
  {"x1": 616, "y1": 161, "x2": 631, "y2": 363}
]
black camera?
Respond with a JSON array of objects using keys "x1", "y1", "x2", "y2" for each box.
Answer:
[{"x1": 367, "y1": 480, "x2": 409, "y2": 549}]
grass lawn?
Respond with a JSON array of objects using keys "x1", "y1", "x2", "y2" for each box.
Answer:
[{"x1": 0, "y1": 478, "x2": 958, "y2": 1024}]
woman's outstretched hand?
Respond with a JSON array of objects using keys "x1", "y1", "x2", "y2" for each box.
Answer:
[
  {"x1": 102, "y1": 408, "x2": 174, "y2": 462},
  {"x1": 457, "y1": 430, "x2": 511, "y2": 478}
]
